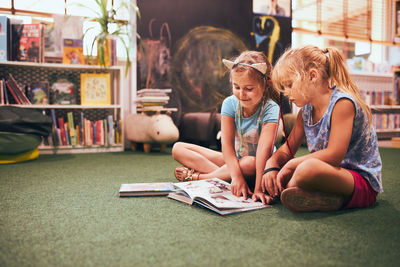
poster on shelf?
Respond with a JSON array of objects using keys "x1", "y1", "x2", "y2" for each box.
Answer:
[{"x1": 80, "y1": 73, "x2": 111, "y2": 105}]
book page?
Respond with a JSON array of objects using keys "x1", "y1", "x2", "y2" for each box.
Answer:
[{"x1": 174, "y1": 178, "x2": 266, "y2": 209}]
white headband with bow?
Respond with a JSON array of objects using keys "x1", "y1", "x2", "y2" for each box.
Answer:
[{"x1": 222, "y1": 59, "x2": 268, "y2": 76}]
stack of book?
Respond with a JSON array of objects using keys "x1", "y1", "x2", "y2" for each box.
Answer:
[{"x1": 135, "y1": 88, "x2": 176, "y2": 112}]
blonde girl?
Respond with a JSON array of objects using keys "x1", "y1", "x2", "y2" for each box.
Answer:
[
  {"x1": 263, "y1": 45, "x2": 382, "y2": 212},
  {"x1": 173, "y1": 51, "x2": 280, "y2": 202}
]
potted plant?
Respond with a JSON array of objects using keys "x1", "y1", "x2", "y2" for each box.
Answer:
[{"x1": 77, "y1": 0, "x2": 140, "y2": 75}]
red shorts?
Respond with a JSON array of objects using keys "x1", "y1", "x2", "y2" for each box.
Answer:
[{"x1": 344, "y1": 170, "x2": 378, "y2": 209}]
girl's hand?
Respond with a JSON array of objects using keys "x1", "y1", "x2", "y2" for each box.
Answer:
[
  {"x1": 252, "y1": 191, "x2": 273, "y2": 205},
  {"x1": 276, "y1": 160, "x2": 297, "y2": 192},
  {"x1": 231, "y1": 178, "x2": 252, "y2": 200},
  {"x1": 262, "y1": 169, "x2": 280, "y2": 198}
]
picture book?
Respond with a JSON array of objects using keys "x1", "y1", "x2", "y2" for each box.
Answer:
[
  {"x1": 53, "y1": 15, "x2": 83, "y2": 58},
  {"x1": 80, "y1": 73, "x2": 111, "y2": 105},
  {"x1": 63, "y1": 39, "x2": 84, "y2": 65},
  {"x1": 0, "y1": 16, "x2": 9, "y2": 62},
  {"x1": 28, "y1": 81, "x2": 49, "y2": 104},
  {"x1": 50, "y1": 75, "x2": 77, "y2": 105},
  {"x1": 17, "y1": 23, "x2": 43, "y2": 63},
  {"x1": 119, "y1": 182, "x2": 175, "y2": 197},
  {"x1": 168, "y1": 178, "x2": 270, "y2": 215}
]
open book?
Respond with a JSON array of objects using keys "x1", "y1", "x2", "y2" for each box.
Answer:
[
  {"x1": 119, "y1": 182, "x2": 175, "y2": 196},
  {"x1": 168, "y1": 178, "x2": 270, "y2": 215}
]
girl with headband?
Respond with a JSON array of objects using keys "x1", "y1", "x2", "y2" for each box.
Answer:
[{"x1": 172, "y1": 50, "x2": 280, "y2": 203}]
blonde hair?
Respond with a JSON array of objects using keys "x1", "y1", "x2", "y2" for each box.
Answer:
[
  {"x1": 230, "y1": 50, "x2": 280, "y2": 104},
  {"x1": 272, "y1": 45, "x2": 372, "y2": 125}
]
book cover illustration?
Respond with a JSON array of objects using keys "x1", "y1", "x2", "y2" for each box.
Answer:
[
  {"x1": 80, "y1": 73, "x2": 111, "y2": 105},
  {"x1": 169, "y1": 178, "x2": 269, "y2": 215},
  {"x1": 63, "y1": 39, "x2": 84, "y2": 64},
  {"x1": 28, "y1": 81, "x2": 49, "y2": 104},
  {"x1": 53, "y1": 15, "x2": 83, "y2": 59},
  {"x1": 119, "y1": 182, "x2": 175, "y2": 197},
  {"x1": 17, "y1": 24, "x2": 42, "y2": 62},
  {"x1": 0, "y1": 16, "x2": 9, "y2": 62},
  {"x1": 49, "y1": 74, "x2": 77, "y2": 105}
]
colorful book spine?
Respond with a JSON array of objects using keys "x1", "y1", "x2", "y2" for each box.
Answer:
[
  {"x1": 58, "y1": 117, "x2": 67, "y2": 145},
  {"x1": 0, "y1": 16, "x2": 9, "y2": 62},
  {"x1": 50, "y1": 109, "x2": 59, "y2": 146},
  {"x1": 67, "y1": 112, "x2": 76, "y2": 146}
]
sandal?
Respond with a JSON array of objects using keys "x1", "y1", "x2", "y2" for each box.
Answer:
[{"x1": 174, "y1": 166, "x2": 200, "y2": 182}]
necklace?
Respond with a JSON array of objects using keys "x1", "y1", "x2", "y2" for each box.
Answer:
[{"x1": 237, "y1": 98, "x2": 265, "y2": 154}]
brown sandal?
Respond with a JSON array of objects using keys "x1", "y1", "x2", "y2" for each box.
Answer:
[{"x1": 174, "y1": 166, "x2": 200, "y2": 182}]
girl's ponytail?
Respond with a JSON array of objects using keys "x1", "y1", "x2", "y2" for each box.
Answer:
[{"x1": 325, "y1": 47, "x2": 372, "y2": 126}]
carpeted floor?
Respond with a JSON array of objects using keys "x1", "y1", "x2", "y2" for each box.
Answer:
[{"x1": 0, "y1": 147, "x2": 399, "y2": 267}]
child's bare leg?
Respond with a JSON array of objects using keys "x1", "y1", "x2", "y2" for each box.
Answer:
[
  {"x1": 282, "y1": 158, "x2": 354, "y2": 212},
  {"x1": 199, "y1": 156, "x2": 256, "y2": 181},
  {"x1": 172, "y1": 142, "x2": 224, "y2": 173},
  {"x1": 287, "y1": 158, "x2": 354, "y2": 196}
]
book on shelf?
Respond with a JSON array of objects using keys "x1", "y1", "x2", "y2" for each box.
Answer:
[
  {"x1": 119, "y1": 182, "x2": 175, "y2": 197},
  {"x1": 4, "y1": 74, "x2": 31, "y2": 105},
  {"x1": 168, "y1": 178, "x2": 270, "y2": 215},
  {"x1": 80, "y1": 73, "x2": 111, "y2": 105},
  {"x1": 51, "y1": 15, "x2": 83, "y2": 59},
  {"x1": 16, "y1": 23, "x2": 44, "y2": 63},
  {"x1": 28, "y1": 81, "x2": 49, "y2": 104},
  {"x1": 0, "y1": 16, "x2": 9, "y2": 62},
  {"x1": 62, "y1": 39, "x2": 84, "y2": 65},
  {"x1": 50, "y1": 75, "x2": 77, "y2": 105}
]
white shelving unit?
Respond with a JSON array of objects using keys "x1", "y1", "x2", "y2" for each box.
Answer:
[
  {"x1": 350, "y1": 71, "x2": 400, "y2": 139},
  {"x1": 0, "y1": 61, "x2": 125, "y2": 154}
]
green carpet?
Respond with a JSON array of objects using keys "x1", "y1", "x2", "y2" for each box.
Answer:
[{"x1": 0, "y1": 147, "x2": 399, "y2": 267}]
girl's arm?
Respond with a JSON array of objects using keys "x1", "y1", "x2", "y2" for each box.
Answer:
[
  {"x1": 276, "y1": 99, "x2": 355, "y2": 192},
  {"x1": 252, "y1": 122, "x2": 278, "y2": 204},
  {"x1": 263, "y1": 111, "x2": 305, "y2": 197},
  {"x1": 221, "y1": 115, "x2": 252, "y2": 198}
]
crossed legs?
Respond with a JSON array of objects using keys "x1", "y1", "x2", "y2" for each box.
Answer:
[
  {"x1": 281, "y1": 158, "x2": 355, "y2": 212},
  {"x1": 172, "y1": 142, "x2": 256, "y2": 181}
]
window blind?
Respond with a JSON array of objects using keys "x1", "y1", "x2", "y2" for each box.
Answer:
[{"x1": 292, "y1": 0, "x2": 395, "y2": 45}]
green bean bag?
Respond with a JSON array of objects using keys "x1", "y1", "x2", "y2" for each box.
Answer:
[{"x1": 0, "y1": 131, "x2": 42, "y2": 164}]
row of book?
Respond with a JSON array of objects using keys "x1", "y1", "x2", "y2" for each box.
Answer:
[
  {"x1": 0, "y1": 15, "x2": 116, "y2": 65},
  {"x1": 44, "y1": 110, "x2": 122, "y2": 147},
  {"x1": 0, "y1": 17, "x2": 45, "y2": 62},
  {"x1": 361, "y1": 90, "x2": 396, "y2": 106},
  {"x1": 1, "y1": 72, "x2": 112, "y2": 106},
  {"x1": 373, "y1": 113, "x2": 400, "y2": 130},
  {"x1": 0, "y1": 74, "x2": 31, "y2": 104}
]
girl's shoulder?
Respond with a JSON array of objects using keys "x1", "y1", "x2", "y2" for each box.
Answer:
[
  {"x1": 221, "y1": 95, "x2": 238, "y2": 116},
  {"x1": 222, "y1": 95, "x2": 238, "y2": 107}
]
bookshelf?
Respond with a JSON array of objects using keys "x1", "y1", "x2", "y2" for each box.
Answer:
[
  {"x1": 395, "y1": 0, "x2": 400, "y2": 37},
  {"x1": 350, "y1": 71, "x2": 400, "y2": 139},
  {"x1": 0, "y1": 61, "x2": 125, "y2": 154}
]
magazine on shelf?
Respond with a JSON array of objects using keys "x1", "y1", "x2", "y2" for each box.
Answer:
[
  {"x1": 119, "y1": 182, "x2": 175, "y2": 197},
  {"x1": 168, "y1": 178, "x2": 270, "y2": 215}
]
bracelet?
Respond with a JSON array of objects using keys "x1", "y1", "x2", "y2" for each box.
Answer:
[{"x1": 263, "y1": 167, "x2": 281, "y2": 175}]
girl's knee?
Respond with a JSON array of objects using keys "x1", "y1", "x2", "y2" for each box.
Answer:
[
  {"x1": 289, "y1": 158, "x2": 325, "y2": 188},
  {"x1": 172, "y1": 142, "x2": 185, "y2": 160},
  {"x1": 239, "y1": 156, "x2": 256, "y2": 176}
]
